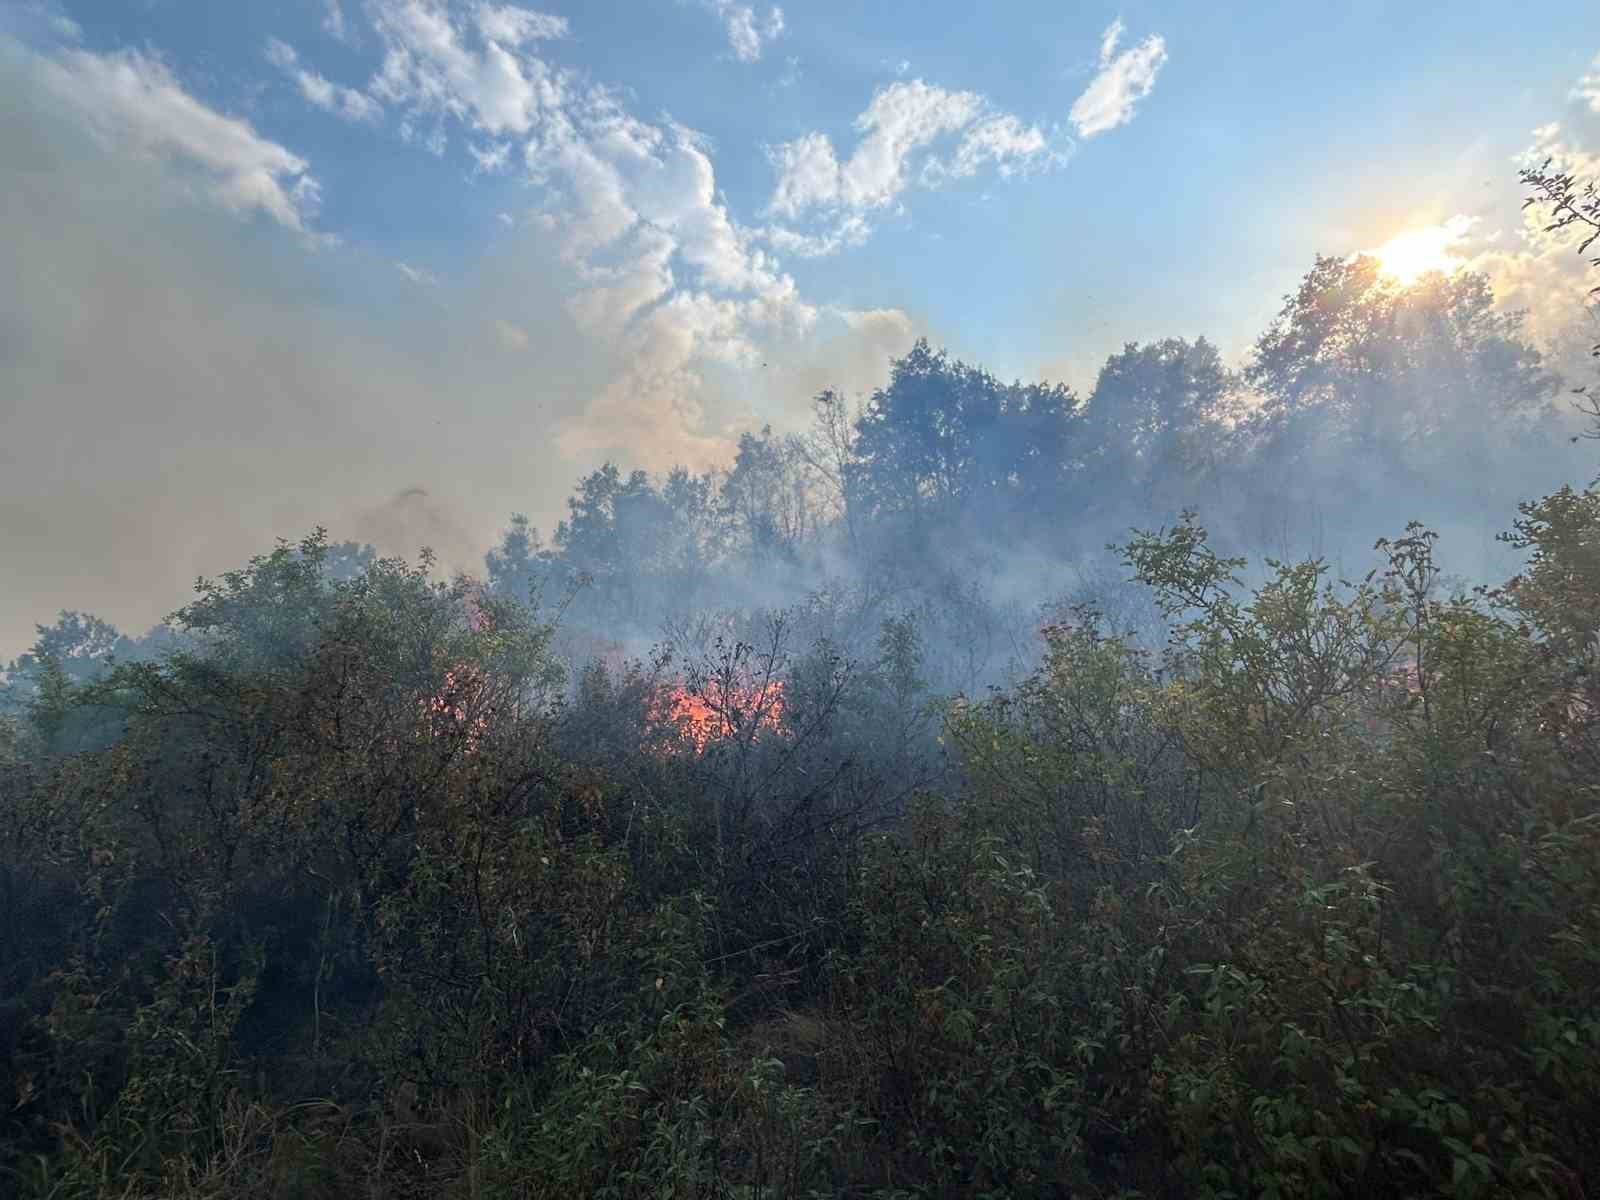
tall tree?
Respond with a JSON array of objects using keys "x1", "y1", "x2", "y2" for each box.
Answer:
[
  {"x1": 720, "y1": 425, "x2": 820, "y2": 561},
  {"x1": 848, "y1": 339, "x2": 1079, "y2": 539},
  {"x1": 1080, "y1": 337, "x2": 1235, "y2": 512},
  {"x1": 1242, "y1": 255, "x2": 1559, "y2": 514}
]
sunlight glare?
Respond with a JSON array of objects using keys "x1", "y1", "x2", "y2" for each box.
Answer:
[{"x1": 1367, "y1": 215, "x2": 1476, "y2": 285}]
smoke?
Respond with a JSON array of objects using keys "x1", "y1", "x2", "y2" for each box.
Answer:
[{"x1": 0, "y1": 33, "x2": 923, "y2": 660}]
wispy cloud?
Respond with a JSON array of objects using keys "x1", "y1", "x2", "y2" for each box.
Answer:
[
  {"x1": 468, "y1": 139, "x2": 511, "y2": 172},
  {"x1": 265, "y1": 37, "x2": 382, "y2": 123},
  {"x1": 757, "y1": 213, "x2": 872, "y2": 258},
  {"x1": 1573, "y1": 53, "x2": 1600, "y2": 114},
  {"x1": 701, "y1": 0, "x2": 784, "y2": 63},
  {"x1": 32, "y1": 45, "x2": 323, "y2": 232},
  {"x1": 1069, "y1": 17, "x2": 1167, "y2": 138},
  {"x1": 762, "y1": 79, "x2": 1061, "y2": 252},
  {"x1": 475, "y1": 4, "x2": 570, "y2": 45},
  {"x1": 322, "y1": 0, "x2": 351, "y2": 42},
  {"x1": 396, "y1": 261, "x2": 438, "y2": 284}
]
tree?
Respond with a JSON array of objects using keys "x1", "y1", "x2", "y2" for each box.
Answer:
[
  {"x1": 720, "y1": 425, "x2": 819, "y2": 562},
  {"x1": 1241, "y1": 255, "x2": 1560, "y2": 523},
  {"x1": 848, "y1": 339, "x2": 1079, "y2": 539},
  {"x1": 550, "y1": 463, "x2": 725, "y2": 627},
  {"x1": 1079, "y1": 337, "x2": 1235, "y2": 511},
  {"x1": 1248, "y1": 258, "x2": 1555, "y2": 442},
  {"x1": 485, "y1": 513, "x2": 552, "y2": 604}
]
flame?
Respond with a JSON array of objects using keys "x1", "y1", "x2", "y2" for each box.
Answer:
[
  {"x1": 416, "y1": 581, "x2": 496, "y2": 750},
  {"x1": 653, "y1": 678, "x2": 786, "y2": 753},
  {"x1": 424, "y1": 664, "x2": 491, "y2": 750}
]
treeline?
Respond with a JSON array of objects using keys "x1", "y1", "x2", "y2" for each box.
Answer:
[
  {"x1": 484, "y1": 255, "x2": 1571, "y2": 642},
  {"x1": 0, "y1": 250, "x2": 1581, "y2": 711}
]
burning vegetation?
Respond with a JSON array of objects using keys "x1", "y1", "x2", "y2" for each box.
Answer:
[{"x1": 650, "y1": 677, "x2": 787, "y2": 753}]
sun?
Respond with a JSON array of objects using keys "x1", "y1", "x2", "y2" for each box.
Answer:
[{"x1": 1367, "y1": 216, "x2": 1476, "y2": 286}]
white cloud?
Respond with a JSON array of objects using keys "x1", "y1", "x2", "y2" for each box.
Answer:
[
  {"x1": 1573, "y1": 54, "x2": 1600, "y2": 114},
  {"x1": 32, "y1": 46, "x2": 322, "y2": 232},
  {"x1": 265, "y1": 37, "x2": 383, "y2": 122},
  {"x1": 496, "y1": 210, "x2": 515, "y2": 226},
  {"x1": 1069, "y1": 18, "x2": 1167, "y2": 138},
  {"x1": 469, "y1": 139, "x2": 511, "y2": 171},
  {"x1": 758, "y1": 213, "x2": 872, "y2": 258},
  {"x1": 1460, "y1": 122, "x2": 1600, "y2": 350},
  {"x1": 323, "y1": 0, "x2": 351, "y2": 42},
  {"x1": 941, "y1": 113, "x2": 1059, "y2": 180},
  {"x1": 701, "y1": 1, "x2": 784, "y2": 63},
  {"x1": 766, "y1": 131, "x2": 843, "y2": 217},
  {"x1": 50, "y1": 0, "x2": 870, "y2": 471},
  {"x1": 515, "y1": 84, "x2": 825, "y2": 461},
  {"x1": 765, "y1": 80, "x2": 1058, "y2": 231},
  {"x1": 341, "y1": 0, "x2": 819, "y2": 463},
  {"x1": 367, "y1": 0, "x2": 566, "y2": 137},
  {"x1": 474, "y1": 4, "x2": 569, "y2": 45},
  {"x1": 1097, "y1": 18, "x2": 1124, "y2": 67}
]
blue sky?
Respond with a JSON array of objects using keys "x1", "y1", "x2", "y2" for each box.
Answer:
[{"x1": 2, "y1": 0, "x2": 1599, "y2": 652}]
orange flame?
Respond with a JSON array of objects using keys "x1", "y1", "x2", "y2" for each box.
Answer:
[
  {"x1": 424, "y1": 664, "x2": 491, "y2": 750},
  {"x1": 417, "y1": 581, "x2": 496, "y2": 750},
  {"x1": 653, "y1": 678, "x2": 786, "y2": 753}
]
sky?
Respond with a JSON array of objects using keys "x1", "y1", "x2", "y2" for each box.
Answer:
[{"x1": 3, "y1": 0, "x2": 1600, "y2": 658}]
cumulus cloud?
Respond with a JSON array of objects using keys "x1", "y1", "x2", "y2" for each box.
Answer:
[
  {"x1": 1462, "y1": 123, "x2": 1600, "y2": 352},
  {"x1": 29, "y1": 44, "x2": 323, "y2": 232},
  {"x1": 265, "y1": 37, "x2": 382, "y2": 122},
  {"x1": 1069, "y1": 17, "x2": 1167, "y2": 138},
  {"x1": 296, "y1": 0, "x2": 876, "y2": 469},
  {"x1": 701, "y1": 1, "x2": 784, "y2": 63},
  {"x1": 520, "y1": 86, "x2": 822, "y2": 462},
  {"x1": 367, "y1": 0, "x2": 566, "y2": 137}
]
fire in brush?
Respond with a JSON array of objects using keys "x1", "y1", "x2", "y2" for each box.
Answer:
[{"x1": 652, "y1": 676, "x2": 787, "y2": 753}]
